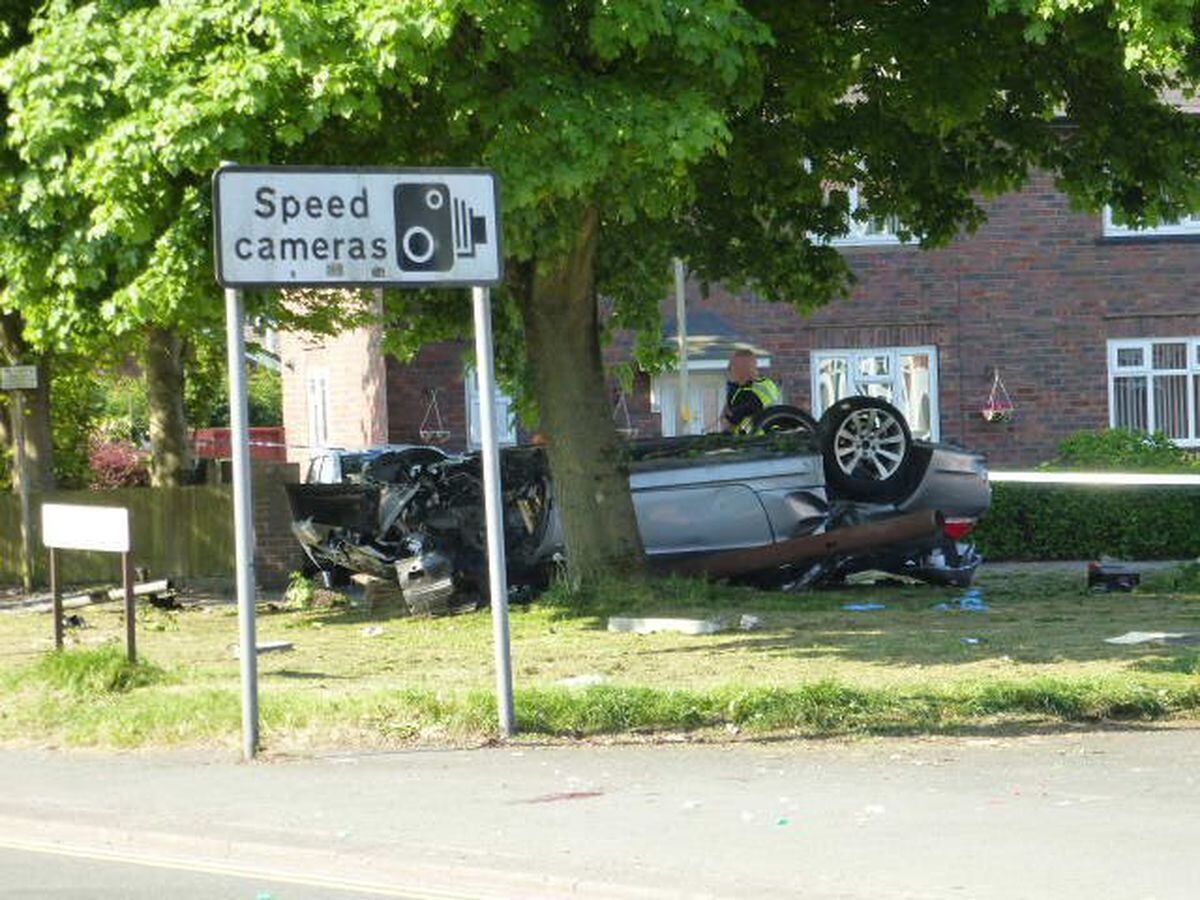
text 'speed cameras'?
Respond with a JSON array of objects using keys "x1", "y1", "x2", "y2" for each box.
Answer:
[{"x1": 394, "y1": 183, "x2": 489, "y2": 272}]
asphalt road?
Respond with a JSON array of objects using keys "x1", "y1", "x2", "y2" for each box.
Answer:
[
  {"x1": 0, "y1": 845, "x2": 409, "y2": 899},
  {"x1": 0, "y1": 729, "x2": 1197, "y2": 898}
]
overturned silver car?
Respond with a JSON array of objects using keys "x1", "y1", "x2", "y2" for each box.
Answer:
[{"x1": 286, "y1": 397, "x2": 990, "y2": 611}]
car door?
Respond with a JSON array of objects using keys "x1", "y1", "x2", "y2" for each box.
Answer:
[{"x1": 630, "y1": 456, "x2": 818, "y2": 558}]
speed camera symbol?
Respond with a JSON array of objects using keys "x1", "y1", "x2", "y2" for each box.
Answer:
[{"x1": 395, "y1": 183, "x2": 489, "y2": 273}]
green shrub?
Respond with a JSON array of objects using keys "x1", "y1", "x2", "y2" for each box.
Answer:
[
  {"x1": 975, "y1": 483, "x2": 1200, "y2": 559},
  {"x1": 51, "y1": 366, "x2": 107, "y2": 489},
  {"x1": 284, "y1": 570, "x2": 316, "y2": 609},
  {"x1": 976, "y1": 429, "x2": 1200, "y2": 560},
  {"x1": 1141, "y1": 562, "x2": 1200, "y2": 594},
  {"x1": 1046, "y1": 428, "x2": 1200, "y2": 472}
]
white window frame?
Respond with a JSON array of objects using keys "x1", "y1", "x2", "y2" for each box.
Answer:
[
  {"x1": 1102, "y1": 206, "x2": 1200, "y2": 239},
  {"x1": 1107, "y1": 338, "x2": 1200, "y2": 446},
  {"x1": 829, "y1": 184, "x2": 903, "y2": 247},
  {"x1": 465, "y1": 367, "x2": 518, "y2": 449},
  {"x1": 811, "y1": 346, "x2": 940, "y2": 441},
  {"x1": 305, "y1": 370, "x2": 330, "y2": 450}
]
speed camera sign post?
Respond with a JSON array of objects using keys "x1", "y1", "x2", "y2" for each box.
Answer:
[
  {"x1": 213, "y1": 165, "x2": 513, "y2": 759},
  {"x1": 214, "y1": 167, "x2": 502, "y2": 287}
]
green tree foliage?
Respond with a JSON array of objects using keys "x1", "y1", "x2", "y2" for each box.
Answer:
[
  {"x1": 2, "y1": 2, "x2": 1199, "y2": 581},
  {"x1": 195, "y1": 365, "x2": 284, "y2": 429}
]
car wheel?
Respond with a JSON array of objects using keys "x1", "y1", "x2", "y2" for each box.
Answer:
[
  {"x1": 751, "y1": 404, "x2": 820, "y2": 437},
  {"x1": 819, "y1": 396, "x2": 915, "y2": 501}
]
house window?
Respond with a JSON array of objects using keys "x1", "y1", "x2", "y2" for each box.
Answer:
[
  {"x1": 812, "y1": 347, "x2": 939, "y2": 441},
  {"x1": 465, "y1": 368, "x2": 517, "y2": 449},
  {"x1": 1103, "y1": 207, "x2": 1200, "y2": 238},
  {"x1": 1108, "y1": 338, "x2": 1200, "y2": 444},
  {"x1": 651, "y1": 358, "x2": 772, "y2": 437},
  {"x1": 829, "y1": 185, "x2": 903, "y2": 247},
  {"x1": 306, "y1": 371, "x2": 330, "y2": 449}
]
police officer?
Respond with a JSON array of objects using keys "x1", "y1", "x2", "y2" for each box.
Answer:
[{"x1": 722, "y1": 349, "x2": 782, "y2": 433}]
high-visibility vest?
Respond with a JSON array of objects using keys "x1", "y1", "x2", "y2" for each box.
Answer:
[{"x1": 730, "y1": 377, "x2": 783, "y2": 432}]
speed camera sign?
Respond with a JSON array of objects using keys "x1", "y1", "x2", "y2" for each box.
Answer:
[{"x1": 213, "y1": 166, "x2": 503, "y2": 288}]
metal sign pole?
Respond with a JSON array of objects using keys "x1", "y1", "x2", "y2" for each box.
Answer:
[
  {"x1": 213, "y1": 166, "x2": 505, "y2": 746},
  {"x1": 472, "y1": 285, "x2": 516, "y2": 737},
  {"x1": 224, "y1": 286, "x2": 259, "y2": 760},
  {"x1": 673, "y1": 258, "x2": 691, "y2": 432},
  {"x1": 12, "y1": 390, "x2": 34, "y2": 594}
]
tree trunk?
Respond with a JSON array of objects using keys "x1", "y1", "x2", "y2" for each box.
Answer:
[
  {"x1": 0, "y1": 394, "x2": 9, "y2": 488},
  {"x1": 0, "y1": 311, "x2": 55, "y2": 492},
  {"x1": 519, "y1": 206, "x2": 645, "y2": 586},
  {"x1": 145, "y1": 325, "x2": 190, "y2": 487}
]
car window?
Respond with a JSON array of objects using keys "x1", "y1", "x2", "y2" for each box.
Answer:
[
  {"x1": 340, "y1": 454, "x2": 366, "y2": 482},
  {"x1": 305, "y1": 457, "x2": 322, "y2": 483},
  {"x1": 307, "y1": 455, "x2": 336, "y2": 484}
]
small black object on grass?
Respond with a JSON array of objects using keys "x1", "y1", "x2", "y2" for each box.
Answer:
[{"x1": 1087, "y1": 559, "x2": 1140, "y2": 593}]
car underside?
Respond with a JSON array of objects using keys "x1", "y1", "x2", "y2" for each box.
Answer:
[{"x1": 286, "y1": 398, "x2": 991, "y2": 615}]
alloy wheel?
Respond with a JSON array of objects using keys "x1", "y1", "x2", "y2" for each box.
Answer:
[{"x1": 831, "y1": 407, "x2": 907, "y2": 480}]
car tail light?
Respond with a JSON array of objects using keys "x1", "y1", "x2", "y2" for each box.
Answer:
[{"x1": 943, "y1": 519, "x2": 975, "y2": 541}]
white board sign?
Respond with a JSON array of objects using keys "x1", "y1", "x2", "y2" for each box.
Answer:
[
  {"x1": 0, "y1": 365, "x2": 38, "y2": 390},
  {"x1": 41, "y1": 504, "x2": 131, "y2": 553},
  {"x1": 213, "y1": 166, "x2": 503, "y2": 288}
]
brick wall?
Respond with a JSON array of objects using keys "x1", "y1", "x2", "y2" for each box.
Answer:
[
  {"x1": 615, "y1": 172, "x2": 1200, "y2": 466},
  {"x1": 385, "y1": 342, "x2": 472, "y2": 452},
  {"x1": 279, "y1": 293, "x2": 389, "y2": 468},
  {"x1": 251, "y1": 460, "x2": 305, "y2": 587}
]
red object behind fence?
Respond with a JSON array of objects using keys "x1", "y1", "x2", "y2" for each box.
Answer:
[{"x1": 191, "y1": 427, "x2": 286, "y2": 462}]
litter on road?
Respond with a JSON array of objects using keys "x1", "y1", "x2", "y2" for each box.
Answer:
[{"x1": 842, "y1": 603, "x2": 887, "y2": 612}]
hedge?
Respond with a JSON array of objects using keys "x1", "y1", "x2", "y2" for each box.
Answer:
[{"x1": 974, "y1": 483, "x2": 1200, "y2": 560}]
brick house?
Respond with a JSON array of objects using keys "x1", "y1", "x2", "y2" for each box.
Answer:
[{"x1": 280, "y1": 171, "x2": 1200, "y2": 470}]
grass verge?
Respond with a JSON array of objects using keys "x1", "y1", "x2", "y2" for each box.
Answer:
[
  {"x1": 1, "y1": 567, "x2": 1198, "y2": 749},
  {"x1": 29, "y1": 646, "x2": 168, "y2": 695}
]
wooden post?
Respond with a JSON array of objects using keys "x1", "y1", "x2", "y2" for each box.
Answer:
[
  {"x1": 122, "y1": 551, "x2": 136, "y2": 663},
  {"x1": 50, "y1": 548, "x2": 62, "y2": 651},
  {"x1": 13, "y1": 391, "x2": 34, "y2": 594}
]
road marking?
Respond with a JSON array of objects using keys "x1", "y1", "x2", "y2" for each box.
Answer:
[{"x1": 0, "y1": 836, "x2": 480, "y2": 899}]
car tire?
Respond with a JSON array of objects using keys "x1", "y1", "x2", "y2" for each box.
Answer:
[
  {"x1": 751, "y1": 404, "x2": 820, "y2": 437},
  {"x1": 819, "y1": 396, "x2": 915, "y2": 501}
]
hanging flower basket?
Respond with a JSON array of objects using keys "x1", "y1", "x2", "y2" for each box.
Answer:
[
  {"x1": 980, "y1": 400, "x2": 1015, "y2": 423},
  {"x1": 980, "y1": 369, "x2": 1015, "y2": 423},
  {"x1": 419, "y1": 389, "x2": 451, "y2": 444}
]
